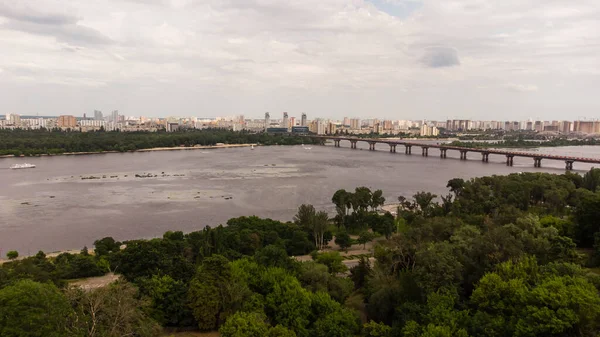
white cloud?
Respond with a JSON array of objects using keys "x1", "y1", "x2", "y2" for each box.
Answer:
[{"x1": 0, "y1": 0, "x2": 599, "y2": 119}]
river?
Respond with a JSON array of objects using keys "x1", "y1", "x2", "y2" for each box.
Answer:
[{"x1": 1, "y1": 143, "x2": 599, "y2": 254}]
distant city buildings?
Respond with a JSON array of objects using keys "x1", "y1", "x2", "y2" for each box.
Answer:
[{"x1": 4, "y1": 109, "x2": 600, "y2": 138}]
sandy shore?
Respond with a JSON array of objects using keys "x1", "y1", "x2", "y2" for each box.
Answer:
[{"x1": 0, "y1": 143, "x2": 257, "y2": 159}]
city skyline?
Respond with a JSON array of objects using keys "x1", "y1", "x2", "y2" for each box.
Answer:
[{"x1": 0, "y1": 1, "x2": 599, "y2": 120}]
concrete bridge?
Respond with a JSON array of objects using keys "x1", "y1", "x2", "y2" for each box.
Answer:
[{"x1": 311, "y1": 136, "x2": 600, "y2": 170}]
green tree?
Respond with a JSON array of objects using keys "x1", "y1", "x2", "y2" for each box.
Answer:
[
  {"x1": 335, "y1": 231, "x2": 353, "y2": 252},
  {"x1": 142, "y1": 274, "x2": 193, "y2": 326},
  {"x1": 294, "y1": 204, "x2": 316, "y2": 230},
  {"x1": 370, "y1": 189, "x2": 386, "y2": 211},
  {"x1": 0, "y1": 280, "x2": 73, "y2": 337},
  {"x1": 219, "y1": 311, "x2": 270, "y2": 337},
  {"x1": 362, "y1": 320, "x2": 392, "y2": 337},
  {"x1": 314, "y1": 252, "x2": 348, "y2": 274},
  {"x1": 446, "y1": 178, "x2": 465, "y2": 197},
  {"x1": 358, "y1": 230, "x2": 377, "y2": 249},
  {"x1": 188, "y1": 255, "x2": 249, "y2": 330},
  {"x1": 6, "y1": 250, "x2": 18, "y2": 260},
  {"x1": 93, "y1": 237, "x2": 121, "y2": 257}
]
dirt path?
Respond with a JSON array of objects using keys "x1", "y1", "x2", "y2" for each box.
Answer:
[{"x1": 69, "y1": 272, "x2": 120, "y2": 290}]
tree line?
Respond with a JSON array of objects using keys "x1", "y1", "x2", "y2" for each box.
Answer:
[
  {"x1": 2, "y1": 170, "x2": 600, "y2": 336},
  {"x1": 0, "y1": 129, "x2": 318, "y2": 156}
]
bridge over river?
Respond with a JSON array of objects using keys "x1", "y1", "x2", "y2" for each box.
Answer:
[{"x1": 311, "y1": 136, "x2": 600, "y2": 170}]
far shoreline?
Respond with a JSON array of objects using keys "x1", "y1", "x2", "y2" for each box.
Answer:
[{"x1": 0, "y1": 143, "x2": 259, "y2": 159}]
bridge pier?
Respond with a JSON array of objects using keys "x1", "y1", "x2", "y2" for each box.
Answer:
[
  {"x1": 334, "y1": 140, "x2": 340, "y2": 147},
  {"x1": 405, "y1": 145, "x2": 412, "y2": 155},
  {"x1": 440, "y1": 149, "x2": 447, "y2": 158},
  {"x1": 506, "y1": 155, "x2": 514, "y2": 166},
  {"x1": 350, "y1": 140, "x2": 357, "y2": 149},
  {"x1": 421, "y1": 147, "x2": 429, "y2": 156},
  {"x1": 460, "y1": 150, "x2": 468, "y2": 160},
  {"x1": 533, "y1": 158, "x2": 542, "y2": 168},
  {"x1": 565, "y1": 160, "x2": 574, "y2": 170},
  {"x1": 369, "y1": 142, "x2": 376, "y2": 151},
  {"x1": 481, "y1": 152, "x2": 489, "y2": 162},
  {"x1": 389, "y1": 144, "x2": 396, "y2": 153}
]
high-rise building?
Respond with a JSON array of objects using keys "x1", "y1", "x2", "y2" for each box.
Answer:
[
  {"x1": 5, "y1": 113, "x2": 21, "y2": 126},
  {"x1": 343, "y1": 117, "x2": 350, "y2": 126},
  {"x1": 290, "y1": 117, "x2": 296, "y2": 127},
  {"x1": 383, "y1": 120, "x2": 393, "y2": 130},
  {"x1": 301, "y1": 113, "x2": 307, "y2": 127},
  {"x1": 264, "y1": 112, "x2": 270, "y2": 131},
  {"x1": 111, "y1": 110, "x2": 119, "y2": 122},
  {"x1": 350, "y1": 118, "x2": 361, "y2": 130},
  {"x1": 560, "y1": 121, "x2": 572, "y2": 133},
  {"x1": 420, "y1": 124, "x2": 439, "y2": 136},
  {"x1": 94, "y1": 110, "x2": 103, "y2": 120},
  {"x1": 57, "y1": 115, "x2": 77, "y2": 128},
  {"x1": 574, "y1": 121, "x2": 600, "y2": 134},
  {"x1": 281, "y1": 112, "x2": 289, "y2": 130}
]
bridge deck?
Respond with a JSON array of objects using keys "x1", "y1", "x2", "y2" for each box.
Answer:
[{"x1": 316, "y1": 136, "x2": 600, "y2": 164}]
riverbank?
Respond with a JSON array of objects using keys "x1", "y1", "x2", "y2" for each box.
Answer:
[{"x1": 0, "y1": 143, "x2": 257, "y2": 158}]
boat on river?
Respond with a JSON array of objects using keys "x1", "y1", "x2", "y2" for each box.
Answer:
[{"x1": 10, "y1": 163, "x2": 36, "y2": 169}]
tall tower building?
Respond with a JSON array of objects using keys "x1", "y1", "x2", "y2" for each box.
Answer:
[
  {"x1": 264, "y1": 112, "x2": 270, "y2": 131},
  {"x1": 94, "y1": 110, "x2": 103, "y2": 120},
  {"x1": 111, "y1": 110, "x2": 119, "y2": 122},
  {"x1": 281, "y1": 112, "x2": 289, "y2": 130},
  {"x1": 301, "y1": 113, "x2": 307, "y2": 127}
]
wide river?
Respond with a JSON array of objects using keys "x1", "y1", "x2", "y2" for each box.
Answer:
[{"x1": 1, "y1": 142, "x2": 599, "y2": 254}]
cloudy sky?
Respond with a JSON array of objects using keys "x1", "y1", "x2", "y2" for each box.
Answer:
[{"x1": 0, "y1": 0, "x2": 599, "y2": 120}]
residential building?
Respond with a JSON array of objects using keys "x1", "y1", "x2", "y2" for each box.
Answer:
[{"x1": 57, "y1": 115, "x2": 77, "y2": 128}]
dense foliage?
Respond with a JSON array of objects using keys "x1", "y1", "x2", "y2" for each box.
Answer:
[
  {"x1": 2, "y1": 170, "x2": 600, "y2": 336},
  {"x1": 0, "y1": 129, "x2": 318, "y2": 156}
]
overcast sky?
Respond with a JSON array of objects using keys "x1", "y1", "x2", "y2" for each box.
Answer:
[{"x1": 0, "y1": 0, "x2": 599, "y2": 120}]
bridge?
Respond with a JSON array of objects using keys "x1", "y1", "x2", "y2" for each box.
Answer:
[{"x1": 311, "y1": 136, "x2": 600, "y2": 170}]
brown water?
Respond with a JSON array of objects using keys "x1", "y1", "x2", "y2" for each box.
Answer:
[{"x1": 1, "y1": 143, "x2": 599, "y2": 254}]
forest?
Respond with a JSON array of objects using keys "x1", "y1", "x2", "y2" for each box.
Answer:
[
  {"x1": 2, "y1": 169, "x2": 600, "y2": 336},
  {"x1": 0, "y1": 129, "x2": 318, "y2": 156}
]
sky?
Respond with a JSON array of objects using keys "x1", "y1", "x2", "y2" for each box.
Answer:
[{"x1": 0, "y1": 0, "x2": 599, "y2": 120}]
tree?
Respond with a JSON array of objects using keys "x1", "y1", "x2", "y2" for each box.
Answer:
[
  {"x1": 350, "y1": 257, "x2": 371, "y2": 290},
  {"x1": 6, "y1": 250, "x2": 18, "y2": 260},
  {"x1": 582, "y1": 167, "x2": 600, "y2": 192},
  {"x1": 294, "y1": 204, "x2": 316, "y2": 230},
  {"x1": 358, "y1": 231, "x2": 377, "y2": 249},
  {"x1": 370, "y1": 189, "x2": 386, "y2": 211},
  {"x1": 470, "y1": 257, "x2": 600, "y2": 337},
  {"x1": 68, "y1": 280, "x2": 161, "y2": 337},
  {"x1": 0, "y1": 280, "x2": 73, "y2": 337},
  {"x1": 313, "y1": 211, "x2": 329, "y2": 250},
  {"x1": 413, "y1": 191, "x2": 438, "y2": 216},
  {"x1": 93, "y1": 237, "x2": 121, "y2": 257},
  {"x1": 363, "y1": 320, "x2": 392, "y2": 337},
  {"x1": 141, "y1": 274, "x2": 194, "y2": 326},
  {"x1": 255, "y1": 245, "x2": 295, "y2": 270},
  {"x1": 188, "y1": 255, "x2": 248, "y2": 330},
  {"x1": 219, "y1": 311, "x2": 270, "y2": 337},
  {"x1": 314, "y1": 252, "x2": 348, "y2": 275},
  {"x1": 446, "y1": 178, "x2": 465, "y2": 196},
  {"x1": 335, "y1": 231, "x2": 353, "y2": 252}
]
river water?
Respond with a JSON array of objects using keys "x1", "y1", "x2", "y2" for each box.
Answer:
[{"x1": 1, "y1": 142, "x2": 599, "y2": 253}]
